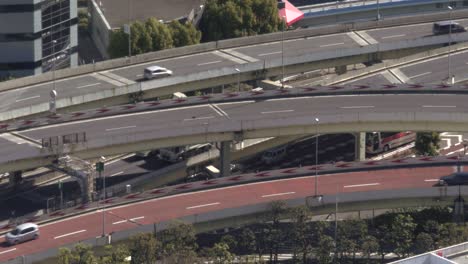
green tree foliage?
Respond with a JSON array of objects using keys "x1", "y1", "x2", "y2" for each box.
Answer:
[
  {"x1": 145, "y1": 18, "x2": 173, "y2": 51},
  {"x1": 108, "y1": 19, "x2": 200, "y2": 58},
  {"x1": 337, "y1": 219, "x2": 368, "y2": 261},
  {"x1": 169, "y1": 20, "x2": 201, "y2": 47},
  {"x1": 315, "y1": 235, "x2": 335, "y2": 264},
  {"x1": 264, "y1": 200, "x2": 289, "y2": 263},
  {"x1": 57, "y1": 243, "x2": 97, "y2": 264},
  {"x1": 128, "y1": 233, "x2": 159, "y2": 264},
  {"x1": 415, "y1": 132, "x2": 441, "y2": 156},
  {"x1": 390, "y1": 214, "x2": 417, "y2": 257},
  {"x1": 200, "y1": 242, "x2": 234, "y2": 264},
  {"x1": 361, "y1": 235, "x2": 379, "y2": 264},
  {"x1": 289, "y1": 206, "x2": 313, "y2": 263},
  {"x1": 414, "y1": 232, "x2": 434, "y2": 254},
  {"x1": 236, "y1": 228, "x2": 257, "y2": 263},
  {"x1": 199, "y1": 0, "x2": 283, "y2": 42},
  {"x1": 99, "y1": 245, "x2": 129, "y2": 264},
  {"x1": 159, "y1": 221, "x2": 198, "y2": 263},
  {"x1": 78, "y1": 10, "x2": 89, "y2": 33}
]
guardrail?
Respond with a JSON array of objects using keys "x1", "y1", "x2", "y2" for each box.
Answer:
[
  {"x1": 0, "y1": 31, "x2": 466, "y2": 123},
  {"x1": 0, "y1": 154, "x2": 464, "y2": 236},
  {"x1": 1, "y1": 9, "x2": 467, "y2": 94}
]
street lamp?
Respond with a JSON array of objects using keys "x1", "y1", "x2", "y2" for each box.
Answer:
[
  {"x1": 448, "y1": 5, "x2": 453, "y2": 84},
  {"x1": 281, "y1": 15, "x2": 286, "y2": 89},
  {"x1": 235, "y1": 68, "x2": 240, "y2": 91},
  {"x1": 314, "y1": 117, "x2": 320, "y2": 198},
  {"x1": 377, "y1": 0, "x2": 381, "y2": 21},
  {"x1": 52, "y1": 40, "x2": 57, "y2": 92}
]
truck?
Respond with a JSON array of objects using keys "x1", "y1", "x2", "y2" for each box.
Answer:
[{"x1": 158, "y1": 143, "x2": 213, "y2": 163}]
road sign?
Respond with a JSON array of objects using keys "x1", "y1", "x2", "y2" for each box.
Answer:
[{"x1": 96, "y1": 161, "x2": 104, "y2": 172}]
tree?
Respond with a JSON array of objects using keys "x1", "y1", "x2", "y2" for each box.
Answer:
[
  {"x1": 200, "y1": 242, "x2": 234, "y2": 264},
  {"x1": 199, "y1": 0, "x2": 283, "y2": 42},
  {"x1": 315, "y1": 235, "x2": 334, "y2": 264},
  {"x1": 264, "y1": 200, "x2": 289, "y2": 263},
  {"x1": 57, "y1": 243, "x2": 97, "y2": 264},
  {"x1": 131, "y1": 21, "x2": 152, "y2": 55},
  {"x1": 362, "y1": 235, "x2": 379, "y2": 264},
  {"x1": 390, "y1": 214, "x2": 417, "y2": 257},
  {"x1": 169, "y1": 21, "x2": 201, "y2": 47},
  {"x1": 99, "y1": 245, "x2": 129, "y2": 264},
  {"x1": 145, "y1": 18, "x2": 173, "y2": 51},
  {"x1": 415, "y1": 132, "x2": 440, "y2": 156},
  {"x1": 236, "y1": 228, "x2": 257, "y2": 263},
  {"x1": 414, "y1": 232, "x2": 434, "y2": 254},
  {"x1": 58, "y1": 247, "x2": 73, "y2": 264},
  {"x1": 128, "y1": 233, "x2": 159, "y2": 264},
  {"x1": 336, "y1": 219, "x2": 368, "y2": 262},
  {"x1": 159, "y1": 221, "x2": 198, "y2": 263},
  {"x1": 289, "y1": 206, "x2": 313, "y2": 263},
  {"x1": 423, "y1": 220, "x2": 441, "y2": 248},
  {"x1": 108, "y1": 29, "x2": 129, "y2": 58}
]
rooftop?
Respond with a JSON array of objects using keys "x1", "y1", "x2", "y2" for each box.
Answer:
[{"x1": 97, "y1": 0, "x2": 202, "y2": 29}]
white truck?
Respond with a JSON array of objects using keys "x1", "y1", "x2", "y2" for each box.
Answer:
[{"x1": 158, "y1": 143, "x2": 213, "y2": 163}]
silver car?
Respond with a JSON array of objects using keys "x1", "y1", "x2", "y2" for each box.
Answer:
[
  {"x1": 143, "y1": 65, "x2": 173, "y2": 80},
  {"x1": 5, "y1": 223, "x2": 39, "y2": 245}
]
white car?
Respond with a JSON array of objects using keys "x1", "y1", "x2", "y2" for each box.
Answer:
[
  {"x1": 143, "y1": 66, "x2": 173, "y2": 80},
  {"x1": 5, "y1": 223, "x2": 39, "y2": 245}
]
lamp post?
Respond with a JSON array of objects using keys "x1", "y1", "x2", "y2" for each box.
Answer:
[
  {"x1": 281, "y1": 15, "x2": 286, "y2": 89},
  {"x1": 448, "y1": 5, "x2": 453, "y2": 84},
  {"x1": 377, "y1": 0, "x2": 381, "y2": 21},
  {"x1": 52, "y1": 40, "x2": 57, "y2": 91},
  {"x1": 235, "y1": 68, "x2": 240, "y2": 91},
  {"x1": 314, "y1": 117, "x2": 320, "y2": 197}
]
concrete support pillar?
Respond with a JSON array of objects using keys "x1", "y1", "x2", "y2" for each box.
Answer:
[
  {"x1": 9, "y1": 171, "x2": 22, "y2": 186},
  {"x1": 335, "y1": 65, "x2": 347, "y2": 75},
  {"x1": 220, "y1": 141, "x2": 231, "y2": 177},
  {"x1": 354, "y1": 132, "x2": 366, "y2": 161}
]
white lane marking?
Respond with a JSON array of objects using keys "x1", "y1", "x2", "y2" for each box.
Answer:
[
  {"x1": 344, "y1": 183, "x2": 380, "y2": 188},
  {"x1": 424, "y1": 179, "x2": 439, "y2": 182},
  {"x1": 262, "y1": 191, "x2": 296, "y2": 198},
  {"x1": 382, "y1": 34, "x2": 406, "y2": 39},
  {"x1": 210, "y1": 105, "x2": 229, "y2": 117},
  {"x1": 258, "y1": 51, "x2": 282, "y2": 56},
  {"x1": 106, "y1": 125, "x2": 136, "y2": 131},
  {"x1": 261, "y1": 110, "x2": 294, "y2": 114},
  {"x1": 54, "y1": 229, "x2": 86, "y2": 239},
  {"x1": 320, "y1": 42, "x2": 344, "y2": 47},
  {"x1": 409, "y1": 71, "x2": 431, "y2": 79},
  {"x1": 136, "y1": 74, "x2": 143, "y2": 77},
  {"x1": 186, "y1": 202, "x2": 220, "y2": 210},
  {"x1": 15, "y1": 95, "x2": 40, "y2": 102},
  {"x1": 113, "y1": 216, "x2": 145, "y2": 225},
  {"x1": 340, "y1": 106, "x2": 375, "y2": 109},
  {"x1": 76, "y1": 82, "x2": 101, "y2": 89},
  {"x1": 183, "y1": 116, "x2": 214, "y2": 121},
  {"x1": 0, "y1": 248, "x2": 16, "y2": 255},
  {"x1": 422, "y1": 105, "x2": 456, "y2": 108},
  {"x1": 197, "y1": 60, "x2": 222, "y2": 66},
  {"x1": 111, "y1": 171, "x2": 124, "y2": 176}
]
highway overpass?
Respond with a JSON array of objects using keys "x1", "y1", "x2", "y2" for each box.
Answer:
[
  {"x1": 2, "y1": 87, "x2": 468, "y2": 173},
  {"x1": 1, "y1": 158, "x2": 465, "y2": 263},
  {"x1": 0, "y1": 11, "x2": 466, "y2": 122}
]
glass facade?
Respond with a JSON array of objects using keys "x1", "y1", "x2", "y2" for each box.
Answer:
[{"x1": 41, "y1": 0, "x2": 72, "y2": 72}]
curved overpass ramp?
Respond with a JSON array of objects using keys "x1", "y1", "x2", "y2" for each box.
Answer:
[
  {"x1": 2, "y1": 91, "x2": 468, "y2": 172},
  {"x1": 0, "y1": 162, "x2": 464, "y2": 263}
]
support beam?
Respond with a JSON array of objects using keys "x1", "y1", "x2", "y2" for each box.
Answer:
[
  {"x1": 354, "y1": 132, "x2": 366, "y2": 161},
  {"x1": 220, "y1": 141, "x2": 231, "y2": 177}
]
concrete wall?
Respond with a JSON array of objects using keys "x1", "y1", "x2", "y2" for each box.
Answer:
[{"x1": 89, "y1": 0, "x2": 111, "y2": 59}]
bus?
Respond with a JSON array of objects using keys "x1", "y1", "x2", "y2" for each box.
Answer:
[{"x1": 366, "y1": 131, "x2": 416, "y2": 154}]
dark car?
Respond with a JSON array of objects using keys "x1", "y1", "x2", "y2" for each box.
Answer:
[{"x1": 439, "y1": 172, "x2": 468, "y2": 186}]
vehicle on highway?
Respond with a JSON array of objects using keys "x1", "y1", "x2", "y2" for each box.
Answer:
[
  {"x1": 433, "y1": 21, "x2": 466, "y2": 35},
  {"x1": 158, "y1": 143, "x2": 213, "y2": 163},
  {"x1": 261, "y1": 145, "x2": 287, "y2": 165},
  {"x1": 366, "y1": 131, "x2": 415, "y2": 154},
  {"x1": 5, "y1": 223, "x2": 39, "y2": 245},
  {"x1": 438, "y1": 172, "x2": 468, "y2": 186},
  {"x1": 143, "y1": 66, "x2": 173, "y2": 80}
]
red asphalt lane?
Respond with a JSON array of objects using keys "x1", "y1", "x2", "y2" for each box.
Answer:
[{"x1": 0, "y1": 166, "x2": 460, "y2": 261}]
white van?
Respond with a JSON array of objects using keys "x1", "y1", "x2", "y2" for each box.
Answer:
[
  {"x1": 261, "y1": 146, "x2": 287, "y2": 165},
  {"x1": 143, "y1": 66, "x2": 173, "y2": 80}
]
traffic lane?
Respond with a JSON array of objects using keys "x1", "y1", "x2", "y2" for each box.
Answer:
[
  {"x1": 216, "y1": 94, "x2": 467, "y2": 122},
  {"x1": 0, "y1": 75, "x2": 113, "y2": 111},
  {"x1": 364, "y1": 22, "x2": 435, "y2": 43},
  {"x1": 18, "y1": 105, "x2": 219, "y2": 142},
  {"x1": 110, "y1": 52, "x2": 238, "y2": 81},
  {"x1": 399, "y1": 50, "x2": 468, "y2": 83},
  {"x1": 0, "y1": 137, "x2": 42, "y2": 162},
  {"x1": 0, "y1": 166, "x2": 456, "y2": 260},
  {"x1": 231, "y1": 33, "x2": 359, "y2": 60}
]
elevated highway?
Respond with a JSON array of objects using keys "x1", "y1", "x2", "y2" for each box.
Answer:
[
  {"x1": 3, "y1": 87, "x2": 468, "y2": 173},
  {"x1": 0, "y1": 12, "x2": 467, "y2": 122},
  {"x1": 1, "y1": 159, "x2": 464, "y2": 263}
]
